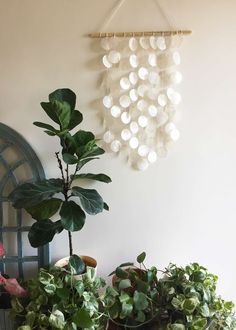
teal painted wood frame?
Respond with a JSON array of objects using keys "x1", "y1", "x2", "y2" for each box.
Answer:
[{"x1": 0, "y1": 123, "x2": 50, "y2": 278}]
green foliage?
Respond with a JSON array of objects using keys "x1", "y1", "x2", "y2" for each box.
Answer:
[
  {"x1": 8, "y1": 88, "x2": 111, "y2": 254},
  {"x1": 11, "y1": 265, "x2": 107, "y2": 330},
  {"x1": 103, "y1": 258, "x2": 159, "y2": 329},
  {"x1": 104, "y1": 255, "x2": 236, "y2": 330},
  {"x1": 156, "y1": 262, "x2": 236, "y2": 330}
]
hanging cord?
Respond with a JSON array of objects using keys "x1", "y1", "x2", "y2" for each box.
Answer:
[
  {"x1": 98, "y1": 0, "x2": 127, "y2": 32},
  {"x1": 90, "y1": 0, "x2": 191, "y2": 37},
  {"x1": 153, "y1": 0, "x2": 177, "y2": 29}
]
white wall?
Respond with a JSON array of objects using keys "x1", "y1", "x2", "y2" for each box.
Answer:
[{"x1": 1, "y1": 0, "x2": 236, "y2": 303}]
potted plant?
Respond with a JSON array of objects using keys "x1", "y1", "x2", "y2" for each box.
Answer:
[
  {"x1": 8, "y1": 88, "x2": 111, "y2": 271},
  {"x1": 104, "y1": 253, "x2": 236, "y2": 330},
  {"x1": 155, "y1": 262, "x2": 236, "y2": 329},
  {"x1": 104, "y1": 252, "x2": 160, "y2": 329},
  {"x1": 11, "y1": 261, "x2": 108, "y2": 330}
]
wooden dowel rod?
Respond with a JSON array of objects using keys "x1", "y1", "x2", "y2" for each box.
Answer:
[{"x1": 89, "y1": 30, "x2": 192, "y2": 38}]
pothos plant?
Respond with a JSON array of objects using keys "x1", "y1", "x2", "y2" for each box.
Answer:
[
  {"x1": 8, "y1": 88, "x2": 111, "y2": 257},
  {"x1": 11, "y1": 265, "x2": 107, "y2": 330},
  {"x1": 104, "y1": 253, "x2": 236, "y2": 330},
  {"x1": 103, "y1": 252, "x2": 160, "y2": 329}
]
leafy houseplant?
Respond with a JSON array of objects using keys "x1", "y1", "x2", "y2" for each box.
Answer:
[
  {"x1": 104, "y1": 253, "x2": 236, "y2": 330},
  {"x1": 155, "y1": 263, "x2": 236, "y2": 330},
  {"x1": 8, "y1": 88, "x2": 111, "y2": 257},
  {"x1": 11, "y1": 264, "x2": 107, "y2": 330},
  {"x1": 104, "y1": 252, "x2": 160, "y2": 329}
]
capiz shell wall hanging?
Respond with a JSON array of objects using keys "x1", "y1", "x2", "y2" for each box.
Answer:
[{"x1": 90, "y1": 0, "x2": 191, "y2": 171}]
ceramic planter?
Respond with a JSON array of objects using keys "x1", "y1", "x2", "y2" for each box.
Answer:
[{"x1": 54, "y1": 255, "x2": 97, "y2": 279}]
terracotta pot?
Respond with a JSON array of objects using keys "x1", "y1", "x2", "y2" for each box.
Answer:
[{"x1": 54, "y1": 255, "x2": 97, "y2": 279}]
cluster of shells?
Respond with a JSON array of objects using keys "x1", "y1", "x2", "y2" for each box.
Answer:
[{"x1": 101, "y1": 35, "x2": 183, "y2": 171}]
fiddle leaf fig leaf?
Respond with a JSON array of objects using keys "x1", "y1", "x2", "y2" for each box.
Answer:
[
  {"x1": 26, "y1": 198, "x2": 62, "y2": 220},
  {"x1": 49, "y1": 88, "x2": 76, "y2": 110},
  {"x1": 73, "y1": 130, "x2": 94, "y2": 146},
  {"x1": 72, "y1": 309, "x2": 93, "y2": 328},
  {"x1": 8, "y1": 179, "x2": 64, "y2": 209},
  {"x1": 68, "y1": 110, "x2": 83, "y2": 130},
  {"x1": 72, "y1": 186, "x2": 104, "y2": 215},
  {"x1": 73, "y1": 173, "x2": 112, "y2": 183},
  {"x1": 62, "y1": 153, "x2": 78, "y2": 164},
  {"x1": 33, "y1": 121, "x2": 58, "y2": 133},
  {"x1": 75, "y1": 157, "x2": 99, "y2": 171},
  {"x1": 40, "y1": 102, "x2": 60, "y2": 124},
  {"x1": 60, "y1": 201, "x2": 85, "y2": 232},
  {"x1": 28, "y1": 219, "x2": 58, "y2": 247},
  {"x1": 53, "y1": 100, "x2": 71, "y2": 130}
]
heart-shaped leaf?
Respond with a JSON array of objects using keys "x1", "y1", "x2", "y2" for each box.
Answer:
[
  {"x1": 28, "y1": 219, "x2": 58, "y2": 247},
  {"x1": 9, "y1": 179, "x2": 64, "y2": 209},
  {"x1": 26, "y1": 198, "x2": 62, "y2": 220},
  {"x1": 72, "y1": 186, "x2": 104, "y2": 215},
  {"x1": 60, "y1": 201, "x2": 85, "y2": 232},
  {"x1": 49, "y1": 88, "x2": 76, "y2": 110},
  {"x1": 68, "y1": 254, "x2": 86, "y2": 275},
  {"x1": 72, "y1": 309, "x2": 93, "y2": 328}
]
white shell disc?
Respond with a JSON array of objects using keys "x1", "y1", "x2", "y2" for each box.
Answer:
[
  {"x1": 148, "y1": 53, "x2": 157, "y2": 67},
  {"x1": 148, "y1": 151, "x2": 157, "y2": 163},
  {"x1": 158, "y1": 93, "x2": 167, "y2": 107},
  {"x1": 138, "y1": 115, "x2": 148, "y2": 128},
  {"x1": 110, "y1": 140, "x2": 121, "y2": 152},
  {"x1": 173, "y1": 51, "x2": 181, "y2": 65},
  {"x1": 111, "y1": 105, "x2": 121, "y2": 118},
  {"x1": 130, "y1": 121, "x2": 139, "y2": 134},
  {"x1": 149, "y1": 36, "x2": 158, "y2": 49},
  {"x1": 137, "y1": 158, "x2": 149, "y2": 171},
  {"x1": 170, "y1": 71, "x2": 182, "y2": 84},
  {"x1": 137, "y1": 84, "x2": 148, "y2": 97},
  {"x1": 148, "y1": 71, "x2": 159, "y2": 84},
  {"x1": 121, "y1": 111, "x2": 131, "y2": 124},
  {"x1": 148, "y1": 104, "x2": 158, "y2": 117},
  {"x1": 119, "y1": 95, "x2": 131, "y2": 108},
  {"x1": 165, "y1": 122, "x2": 175, "y2": 133},
  {"x1": 129, "y1": 72, "x2": 138, "y2": 85},
  {"x1": 129, "y1": 89, "x2": 138, "y2": 102},
  {"x1": 137, "y1": 99, "x2": 148, "y2": 111},
  {"x1": 147, "y1": 87, "x2": 159, "y2": 100},
  {"x1": 138, "y1": 67, "x2": 148, "y2": 80},
  {"x1": 129, "y1": 137, "x2": 139, "y2": 149},
  {"x1": 138, "y1": 145, "x2": 149, "y2": 157},
  {"x1": 121, "y1": 128, "x2": 131, "y2": 141},
  {"x1": 103, "y1": 95, "x2": 113, "y2": 108},
  {"x1": 156, "y1": 37, "x2": 166, "y2": 50},
  {"x1": 120, "y1": 77, "x2": 131, "y2": 90},
  {"x1": 108, "y1": 50, "x2": 121, "y2": 64},
  {"x1": 102, "y1": 55, "x2": 112, "y2": 68},
  {"x1": 170, "y1": 128, "x2": 180, "y2": 141},
  {"x1": 129, "y1": 37, "x2": 138, "y2": 51},
  {"x1": 129, "y1": 54, "x2": 139, "y2": 68},
  {"x1": 103, "y1": 131, "x2": 114, "y2": 143},
  {"x1": 169, "y1": 92, "x2": 181, "y2": 105},
  {"x1": 139, "y1": 37, "x2": 150, "y2": 49},
  {"x1": 100, "y1": 38, "x2": 111, "y2": 51}
]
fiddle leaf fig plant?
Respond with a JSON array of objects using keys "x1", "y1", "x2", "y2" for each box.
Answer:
[{"x1": 8, "y1": 88, "x2": 111, "y2": 256}]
